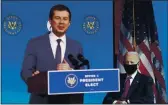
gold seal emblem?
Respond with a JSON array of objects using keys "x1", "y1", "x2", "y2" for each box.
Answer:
[
  {"x1": 3, "y1": 15, "x2": 22, "y2": 35},
  {"x1": 83, "y1": 16, "x2": 100, "y2": 35},
  {"x1": 65, "y1": 74, "x2": 78, "y2": 88}
]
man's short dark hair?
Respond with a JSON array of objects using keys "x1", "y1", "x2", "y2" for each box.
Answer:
[{"x1": 49, "y1": 4, "x2": 71, "y2": 21}]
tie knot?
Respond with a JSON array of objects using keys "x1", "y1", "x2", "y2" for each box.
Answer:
[
  {"x1": 127, "y1": 76, "x2": 132, "y2": 80},
  {"x1": 57, "y1": 39, "x2": 62, "y2": 44}
]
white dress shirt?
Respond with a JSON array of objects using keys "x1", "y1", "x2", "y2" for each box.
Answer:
[
  {"x1": 128, "y1": 70, "x2": 138, "y2": 85},
  {"x1": 49, "y1": 32, "x2": 66, "y2": 63}
]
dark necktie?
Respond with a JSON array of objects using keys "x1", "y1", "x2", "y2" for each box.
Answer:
[
  {"x1": 55, "y1": 39, "x2": 62, "y2": 64},
  {"x1": 121, "y1": 76, "x2": 132, "y2": 100}
]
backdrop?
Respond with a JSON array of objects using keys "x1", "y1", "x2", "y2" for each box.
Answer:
[
  {"x1": 2, "y1": 1, "x2": 113, "y2": 104},
  {"x1": 1, "y1": 0, "x2": 168, "y2": 104}
]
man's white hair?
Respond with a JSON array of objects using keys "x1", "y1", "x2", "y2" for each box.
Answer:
[
  {"x1": 126, "y1": 51, "x2": 139, "y2": 56},
  {"x1": 125, "y1": 51, "x2": 140, "y2": 61}
]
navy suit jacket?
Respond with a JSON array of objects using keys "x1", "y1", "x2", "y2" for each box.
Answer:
[
  {"x1": 21, "y1": 32, "x2": 83, "y2": 104},
  {"x1": 103, "y1": 72, "x2": 154, "y2": 104}
]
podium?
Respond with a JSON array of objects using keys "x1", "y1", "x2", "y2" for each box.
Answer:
[
  {"x1": 27, "y1": 71, "x2": 83, "y2": 104},
  {"x1": 27, "y1": 69, "x2": 119, "y2": 104},
  {"x1": 27, "y1": 72, "x2": 48, "y2": 94}
]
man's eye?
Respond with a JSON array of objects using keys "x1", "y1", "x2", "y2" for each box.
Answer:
[
  {"x1": 55, "y1": 17, "x2": 60, "y2": 19},
  {"x1": 64, "y1": 18, "x2": 68, "y2": 20}
]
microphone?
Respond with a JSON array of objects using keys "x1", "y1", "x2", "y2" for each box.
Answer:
[
  {"x1": 68, "y1": 54, "x2": 80, "y2": 69},
  {"x1": 77, "y1": 54, "x2": 90, "y2": 69}
]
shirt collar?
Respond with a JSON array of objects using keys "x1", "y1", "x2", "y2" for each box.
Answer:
[
  {"x1": 127, "y1": 70, "x2": 138, "y2": 79},
  {"x1": 49, "y1": 32, "x2": 66, "y2": 43}
]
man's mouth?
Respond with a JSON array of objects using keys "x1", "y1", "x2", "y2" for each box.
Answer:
[{"x1": 58, "y1": 26, "x2": 65, "y2": 30}]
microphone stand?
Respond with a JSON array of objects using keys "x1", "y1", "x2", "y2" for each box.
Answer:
[{"x1": 78, "y1": 61, "x2": 90, "y2": 69}]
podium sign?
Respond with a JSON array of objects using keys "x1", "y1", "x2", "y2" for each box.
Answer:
[{"x1": 48, "y1": 69, "x2": 120, "y2": 95}]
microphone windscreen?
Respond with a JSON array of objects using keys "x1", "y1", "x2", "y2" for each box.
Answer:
[
  {"x1": 77, "y1": 54, "x2": 85, "y2": 62},
  {"x1": 68, "y1": 54, "x2": 79, "y2": 66}
]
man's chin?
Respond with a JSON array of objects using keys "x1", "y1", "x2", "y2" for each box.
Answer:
[
  {"x1": 55, "y1": 31, "x2": 66, "y2": 37},
  {"x1": 58, "y1": 31, "x2": 65, "y2": 33},
  {"x1": 52, "y1": 29, "x2": 66, "y2": 36}
]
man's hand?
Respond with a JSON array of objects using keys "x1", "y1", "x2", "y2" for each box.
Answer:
[
  {"x1": 32, "y1": 70, "x2": 40, "y2": 76},
  {"x1": 114, "y1": 100, "x2": 127, "y2": 104},
  {"x1": 121, "y1": 101, "x2": 127, "y2": 104},
  {"x1": 57, "y1": 59, "x2": 72, "y2": 70},
  {"x1": 115, "y1": 100, "x2": 122, "y2": 104}
]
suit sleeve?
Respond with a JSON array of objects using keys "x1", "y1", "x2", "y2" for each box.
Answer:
[
  {"x1": 20, "y1": 39, "x2": 37, "y2": 83},
  {"x1": 103, "y1": 74, "x2": 126, "y2": 104},
  {"x1": 130, "y1": 76, "x2": 154, "y2": 104},
  {"x1": 103, "y1": 92, "x2": 121, "y2": 104},
  {"x1": 103, "y1": 93, "x2": 114, "y2": 104}
]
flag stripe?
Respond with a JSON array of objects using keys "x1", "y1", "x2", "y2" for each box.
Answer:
[
  {"x1": 138, "y1": 41, "x2": 166, "y2": 90},
  {"x1": 115, "y1": 0, "x2": 124, "y2": 55},
  {"x1": 120, "y1": 30, "x2": 133, "y2": 51},
  {"x1": 116, "y1": 0, "x2": 167, "y2": 103},
  {"x1": 150, "y1": 43, "x2": 163, "y2": 65},
  {"x1": 137, "y1": 47, "x2": 155, "y2": 82},
  {"x1": 153, "y1": 69, "x2": 166, "y2": 90}
]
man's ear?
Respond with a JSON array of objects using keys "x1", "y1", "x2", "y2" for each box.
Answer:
[
  {"x1": 138, "y1": 61, "x2": 140, "y2": 65},
  {"x1": 49, "y1": 19, "x2": 52, "y2": 24},
  {"x1": 137, "y1": 61, "x2": 140, "y2": 67}
]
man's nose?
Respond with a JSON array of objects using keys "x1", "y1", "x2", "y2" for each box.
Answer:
[{"x1": 60, "y1": 19, "x2": 64, "y2": 24}]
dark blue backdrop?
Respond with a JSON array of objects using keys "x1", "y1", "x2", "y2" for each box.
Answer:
[{"x1": 1, "y1": 0, "x2": 168, "y2": 104}]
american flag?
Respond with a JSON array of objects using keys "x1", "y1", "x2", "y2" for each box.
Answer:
[{"x1": 114, "y1": 0, "x2": 167, "y2": 103}]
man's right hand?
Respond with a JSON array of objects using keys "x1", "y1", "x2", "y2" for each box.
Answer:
[
  {"x1": 115, "y1": 100, "x2": 122, "y2": 104},
  {"x1": 113, "y1": 100, "x2": 127, "y2": 104},
  {"x1": 32, "y1": 70, "x2": 40, "y2": 76}
]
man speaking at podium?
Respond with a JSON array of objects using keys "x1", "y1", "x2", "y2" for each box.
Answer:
[
  {"x1": 103, "y1": 51, "x2": 154, "y2": 104},
  {"x1": 21, "y1": 4, "x2": 83, "y2": 104}
]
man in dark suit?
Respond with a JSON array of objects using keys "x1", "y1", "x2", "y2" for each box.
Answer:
[
  {"x1": 21, "y1": 4, "x2": 83, "y2": 104},
  {"x1": 103, "y1": 51, "x2": 154, "y2": 104}
]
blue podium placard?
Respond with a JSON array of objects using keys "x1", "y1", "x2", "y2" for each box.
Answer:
[{"x1": 48, "y1": 69, "x2": 120, "y2": 95}]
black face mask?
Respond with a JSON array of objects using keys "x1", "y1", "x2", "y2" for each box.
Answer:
[{"x1": 124, "y1": 64, "x2": 137, "y2": 75}]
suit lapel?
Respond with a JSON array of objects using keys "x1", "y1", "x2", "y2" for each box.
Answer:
[
  {"x1": 44, "y1": 34, "x2": 55, "y2": 61},
  {"x1": 43, "y1": 33, "x2": 73, "y2": 69},
  {"x1": 45, "y1": 33, "x2": 71, "y2": 61},
  {"x1": 64, "y1": 37, "x2": 72, "y2": 66},
  {"x1": 127, "y1": 72, "x2": 141, "y2": 98}
]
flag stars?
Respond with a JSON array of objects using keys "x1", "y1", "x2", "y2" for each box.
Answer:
[{"x1": 136, "y1": 24, "x2": 140, "y2": 26}]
